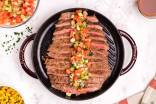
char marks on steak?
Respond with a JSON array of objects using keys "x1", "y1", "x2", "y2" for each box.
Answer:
[{"x1": 45, "y1": 11, "x2": 111, "y2": 95}]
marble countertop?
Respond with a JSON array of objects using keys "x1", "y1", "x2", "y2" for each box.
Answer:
[{"x1": 0, "y1": 0, "x2": 156, "y2": 104}]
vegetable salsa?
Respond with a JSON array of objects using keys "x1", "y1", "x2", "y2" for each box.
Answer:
[
  {"x1": 0, "y1": 0, "x2": 36, "y2": 27},
  {"x1": 65, "y1": 10, "x2": 93, "y2": 95}
]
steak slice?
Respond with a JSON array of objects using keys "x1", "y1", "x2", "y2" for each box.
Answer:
[
  {"x1": 87, "y1": 16, "x2": 99, "y2": 23},
  {"x1": 87, "y1": 24, "x2": 103, "y2": 30},
  {"x1": 52, "y1": 84, "x2": 100, "y2": 95},
  {"x1": 45, "y1": 59, "x2": 70, "y2": 66},
  {"x1": 49, "y1": 75, "x2": 106, "y2": 84},
  {"x1": 55, "y1": 21, "x2": 71, "y2": 28},
  {"x1": 59, "y1": 12, "x2": 74, "y2": 21},
  {"x1": 53, "y1": 28, "x2": 72, "y2": 35}
]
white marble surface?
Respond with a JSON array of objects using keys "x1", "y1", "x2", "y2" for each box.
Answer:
[{"x1": 0, "y1": 0, "x2": 156, "y2": 104}]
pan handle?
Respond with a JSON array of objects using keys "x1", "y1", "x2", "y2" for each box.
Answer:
[
  {"x1": 19, "y1": 34, "x2": 38, "y2": 79},
  {"x1": 118, "y1": 30, "x2": 137, "y2": 76}
]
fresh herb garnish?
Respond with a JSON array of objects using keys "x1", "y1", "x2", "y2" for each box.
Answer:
[
  {"x1": 1, "y1": 26, "x2": 33, "y2": 54},
  {"x1": 88, "y1": 51, "x2": 94, "y2": 56},
  {"x1": 70, "y1": 64, "x2": 76, "y2": 69}
]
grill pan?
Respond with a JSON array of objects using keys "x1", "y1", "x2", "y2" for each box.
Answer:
[{"x1": 19, "y1": 8, "x2": 137, "y2": 100}]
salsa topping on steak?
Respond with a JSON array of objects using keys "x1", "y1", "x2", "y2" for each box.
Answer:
[
  {"x1": 66, "y1": 10, "x2": 91, "y2": 90},
  {"x1": 45, "y1": 10, "x2": 111, "y2": 96}
]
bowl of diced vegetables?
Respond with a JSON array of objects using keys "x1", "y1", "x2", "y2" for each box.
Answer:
[
  {"x1": 0, "y1": 86, "x2": 24, "y2": 104},
  {"x1": 0, "y1": 0, "x2": 39, "y2": 28}
]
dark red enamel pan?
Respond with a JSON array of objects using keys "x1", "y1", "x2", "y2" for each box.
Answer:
[{"x1": 19, "y1": 8, "x2": 137, "y2": 100}]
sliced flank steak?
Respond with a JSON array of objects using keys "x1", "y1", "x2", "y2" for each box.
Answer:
[{"x1": 45, "y1": 10, "x2": 111, "y2": 95}]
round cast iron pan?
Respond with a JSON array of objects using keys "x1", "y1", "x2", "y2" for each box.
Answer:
[{"x1": 19, "y1": 8, "x2": 137, "y2": 100}]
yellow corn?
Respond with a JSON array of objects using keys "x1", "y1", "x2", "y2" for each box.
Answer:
[{"x1": 0, "y1": 86, "x2": 24, "y2": 104}]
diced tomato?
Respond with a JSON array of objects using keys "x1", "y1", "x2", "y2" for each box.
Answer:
[
  {"x1": 28, "y1": 0, "x2": 34, "y2": 4},
  {"x1": 21, "y1": 8, "x2": 27, "y2": 15},
  {"x1": 74, "y1": 70, "x2": 82, "y2": 76},
  {"x1": 10, "y1": 18, "x2": 16, "y2": 25},
  {"x1": 76, "y1": 17, "x2": 82, "y2": 24},
  {"x1": 82, "y1": 28, "x2": 88, "y2": 33},
  {"x1": 66, "y1": 69, "x2": 71, "y2": 74},
  {"x1": 73, "y1": 76, "x2": 78, "y2": 81},
  {"x1": 15, "y1": 16, "x2": 22, "y2": 23},
  {"x1": 78, "y1": 88, "x2": 86, "y2": 92},
  {"x1": 0, "y1": 1, "x2": 3, "y2": 8},
  {"x1": 87, "y1": 62, "x2": 91, "y2": 67},
  {"x1": 23, "y1": 2, "x2": 29, "y2": 8},
  {"x1": 12, "y1": 1, "x2": 18, "y2": 6},
  {"x1": 3, "y1": 12, "x2": 9, "y2": 17},
  {"x1": 84, "y1": 39, "x2": 91, "y2": 48},
  {"x1": 75, "y1": 55, "x2": 82, "y2": 61},
  {"x1": 71, "y1": 56, "x2": 76, "y2": 62},
  {"x1": 26, "y1": 7, "x2": 34, "y2": 16},
  {"x1": 75, "y1": 33, "x2": 80, "y2": 41},
  {"x1": 0, "y1": 19, "x2": 4, "y2": 25},
  {"x1": 77, "y1": 47, "x2": 82, "y2": 52},
  {"x1": 0, "y1": 12, "x2": 9, "y2": 24}
]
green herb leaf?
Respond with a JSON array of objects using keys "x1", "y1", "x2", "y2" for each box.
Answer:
[
  {"x1": 88, "y1": 51, "x2": 93, "y2": 56},
  {"x1": 16, "y1": 38, "x2": 21, "y2": 43},
  {"x1": 70, "y1": 64, "x2": 76, "y2": 69},
  {"x1": 14, "y1": 32, "x2": 20, "y2": 36}
]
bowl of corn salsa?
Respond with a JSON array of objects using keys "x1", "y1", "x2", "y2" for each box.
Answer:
[
  {"x1": 0, "y1": 0, "x2": 39, "y2": 28},
  {"x1": 0, "y1": 86, "x2": 24, "y2": 104}
]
